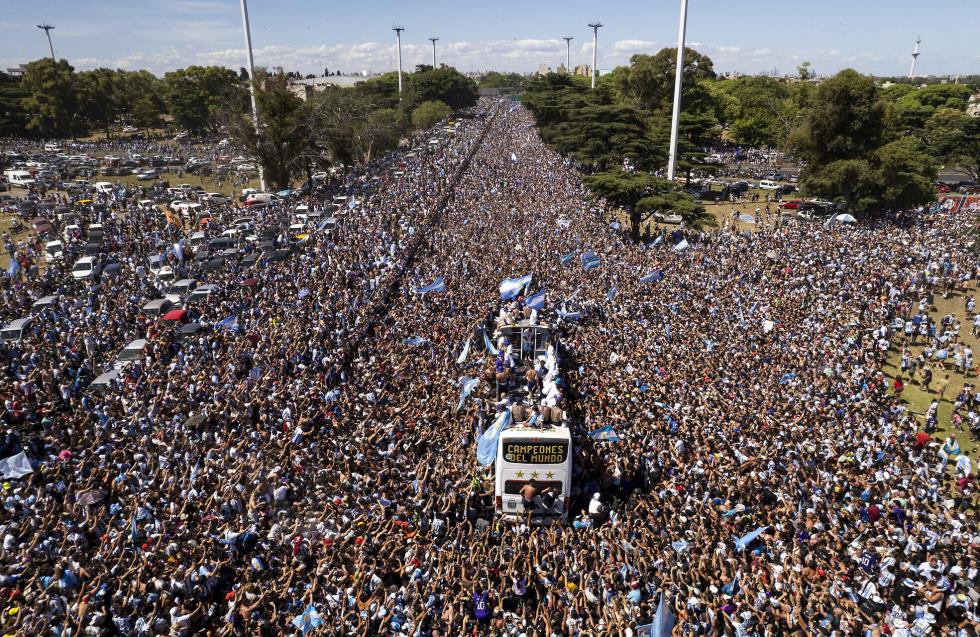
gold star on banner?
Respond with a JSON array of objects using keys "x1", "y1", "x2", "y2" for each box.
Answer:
[
  {"x1": 515, "y1": 471, "x2": 525, "y2": 478},
  {"x1": 545, "y1": 471, "x2": 554, "y2": 479},
  {"x1": 530, "y1": 471, "x2": 539, "y2": 479}
]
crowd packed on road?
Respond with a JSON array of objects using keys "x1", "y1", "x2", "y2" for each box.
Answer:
[{"x1": 0, "y1": 98, "x2": 977, "y2": 637}]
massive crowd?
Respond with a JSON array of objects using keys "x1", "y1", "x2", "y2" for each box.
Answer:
[{"x1": 0, "y1": 97, "x2": 977, "y2": 637}]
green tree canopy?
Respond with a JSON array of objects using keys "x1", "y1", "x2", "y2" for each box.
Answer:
[
  {"x1": 925, "y1": 107, "x2": 980, "y2": 181},
  {"x1": 0, "y1": 71, "x2": 30, "y2": 138},
  {"x1": 164, "y1": 65, "x2": 245, "y2": 132},
  {"x1": 411, "y1": 100, "x2": 452, "y2": 130},
  {"x1": 401, "y1": 66, "x2": 478, "y2": 113},
  {"x1": 584, "y1": 168, "x2": 707, "y2": 241},
  {"x1": 20, "y1": 58, "x2": 80, "y2": 137},
  {"x1": 76, "y1": 68, "x2": 120, "y2": 136},
  {"x1": 893, "y1": 83, "x2": 973, "y2": 130},
  {"x1": 613, "y1": 48, "x2": 716, "y2": 112},
  {"x1": 790, "y1": 69, "x2": 886, "y2": 165}
]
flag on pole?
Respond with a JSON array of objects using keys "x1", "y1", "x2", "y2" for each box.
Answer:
[
  {"x1": 526, "y1": 288, "x2": 545, "y2": 311},
  {"x1": 640, "y1": 271, "x2": 664, "y2": 283},
  {"x1": 560, "y1": 251, "x2": 575, "y2": 265},
  {"x1": 172, "y1": 239, "x2": 185, "y2": 261},
  {"x1": 500, "y1": 274, "x2": 532, "y2": 300}
]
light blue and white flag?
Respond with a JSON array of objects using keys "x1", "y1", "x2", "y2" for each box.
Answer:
[
  {"x1": 653, "y1": 592, "x2": 676, "y2": 637},
  {"x1": 456, "y1": 376, "x2": 480, "y2": 413},
  {"x1": 738, "y1": 214, "x2": 756, "y2": 223},
  {"x1": 673, "y1": 239, "x2": 689, "y2": 252},
  {"x1": 403, "y1": 336, "x2": 426, "y2": 347},
  {"x1": 414, "y1": 276, "x2": 447, "y2": 295},
  {"x1": 640, "y1": 271, "x2": 664, "y2": 283},
  {"x1": 556, "y1": 309, "x2": 582, "y2": 322},
  {"x1": 0, "y1": 451, "x2": 33, "y2": 479},
  {"x1": 476, "y1": 409, "x2": 512, "y2": 465},
  {"x1": 670, "y1": 540, "x2": 689, "y2": 554},
  {"x1": 214, "y1": 315, "x2": 239, "y2": 332},
  {"x1": 606, "y1": 287, "x2": 618, "y2": 302},
  {"x1": 172, "y1": 239, "x2": 184, "y2": 261},
  {"x1": 500, "y1": 274, "x2": 532, "y2": 300},
  {"x1": 7, "y1": 258, "x2": 19, "y2": 278},
  {"x1": 292, "y1": 604, "x2": 324, "y2": 634},
  {"x1": 456, "y1": 337, "x2": 472, "y2": 365},
  {"x1": 483, "y1": 331, "x2": 498, "y2": 355},
  {"x1": 298, "y1": 288, "x2": 310, "y2": 299},
  {"x1": 560, "y1": 252, "x2": 575, "y2": 265},
  {"x1": 588, "y1": 425, "x2": 621, "y2": 442},
  {"x1": 734, "y1": 525, "x2": 769, "y2": 551},
  {"x1": 581, "y1": 251, "x2": 601, "y2": 270},
  {"x1": 651, "y1": 235, "x2": 664, "y2": 247},
  {"x1": 526, "y1": 288, "x2": 545, "y2": 311}
]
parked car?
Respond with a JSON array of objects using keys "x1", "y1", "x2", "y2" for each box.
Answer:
[
  {"x1": 70, "y1": 256, "x2": 101, "y2": 280},
  {"x1": 44, "y1": 240, "x2": 64, "y2": 263},
  {"x1": 31, "y1": 217, "x2": 53, "y2": 235}
]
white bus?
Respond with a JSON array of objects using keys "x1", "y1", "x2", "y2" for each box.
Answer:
[{"x1": 495, "y1": 423, "x2": 572, "y2": 524}]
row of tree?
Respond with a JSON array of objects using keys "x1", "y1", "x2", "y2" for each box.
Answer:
[
  {"x1": 522, "y1": 48, "x2": 979, "y2": 240},
  {"x1": 1, "y1": 58, "x2": 480, "y2": 190}
]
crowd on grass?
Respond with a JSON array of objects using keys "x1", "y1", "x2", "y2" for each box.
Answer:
[{"x1": 0, "y1": 97, "x2": 978, "y2": 637}]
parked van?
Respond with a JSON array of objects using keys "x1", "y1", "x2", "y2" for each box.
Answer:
[
  {"x1": 758, "y1": 180, "x2": 779, "y2": 190},
  {"x1": 0, "y1": 317, "x2": 32, "y2": 343},
  {"x1": 113, "y1": 339, "x2": 148, "y2": 369},
  {"x1": 3, "y1": 170, "x2": 35, "y2": 188},
  {"x1": 94, "y1": 182, "x2": 115, "y2": 194}
]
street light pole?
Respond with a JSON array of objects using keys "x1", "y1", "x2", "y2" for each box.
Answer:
[
  {"x1": 666, "y1": 0, "x2": 689, "y2": 182},
  {"x1": 37, "y1": 24, "x2": 56, "y2": 61},
  {"x1": 238, "y1": 0, "x2": 266, "y2": 191},
  {"x1": 429, "y1": 37, "x2": 438, "y2": 68},
  {"x1": 588, "y1": 23, "x2": 602, "y2": 89},
  {"x1": 393, "y1": 27, "x2": 405, "y2": 93},
  {"x1": 562, "y1": 36, "x2": 573, "y2": 73}
]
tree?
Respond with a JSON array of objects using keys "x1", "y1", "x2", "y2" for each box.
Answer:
[
  {"x1": 875, "y1": 138, "x2": 937, "y2": 209},
  {"x1": 354, "y1": 72, "x2": 401, "y2": 111},
  {"x1": 613, "y1": 48, "x2": 716, "y2": 112},
  {"x1": 552, "y1": 102, "x2": 662, "y2": 172},
  {"x1": 118, "y1": 70, "x2": 165, "y2": 131},
  {"x1": 709, "y1": 76, "x2": 794, "y2": 148},
  {"x1": 401, "y1": 66, "x2": 478, "y2": 113},
  {"x1": 221, "y1": 73, "x2": 312, "y2": 190},
  {"x1": 411, "y1": 100, "x2": 451, "y2": 130},
  {"x1": 893, "y1": 83, "x2": 973, "y2": 131},
  {"x1": 20, "y1": 58, "x2": 80, "y2": 137},
  {"x1": 76, "y1": 68, "x2": 120, "y2": 136},
  {"x1": 0, "y1": 71, "x2": 30, "y2": 138},
  {"x1": 925, "y1": 107, "x2": 980, "y2": 181},
  {"x1": 584, "y1": 168, "x2": 706, "y2": 241},
  {"x1": 790, "y1": 69, "x2": 885, "y2": 165},
  {"x1": 357, "y1": 108, "x2": 406, "y2": 162},
  {"x1": 164, "y1": 66, "x2": 245, "y2": 132},
  {"x1": 797, "y1": 61, "x2": 813, "y2": 81},
  {"x1": 802, "y1": 159, "x2": 881, "y2": 212}
]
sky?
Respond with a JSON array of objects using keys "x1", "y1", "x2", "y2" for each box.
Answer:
[{"x1": 2, "y1": 0, "x2": 979, "y2": 78}]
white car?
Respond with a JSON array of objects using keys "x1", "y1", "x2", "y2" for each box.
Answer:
[
  {"x1": 203, "y1": 192, "x2": 229, "y2": 203},
  {"x1": 44, "y1": 240, "x2": 64, "y2": 263},
  {"x1": 758, "y1": 180, "x2": 780, "y2": 190},
  {"x1": 122, "y1": 125, "x2": 137, "y2": 133},
  {"x1": 71, "y1": 256, "x2": 99, "y2": 280},
  {"x1": 136, "y1": 170, "x2": 158, "y2": 180}
]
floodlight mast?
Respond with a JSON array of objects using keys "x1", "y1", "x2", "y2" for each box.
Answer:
[
  {"x1": 37, "y1": 24, "x2": 56, "y2": 61},
  {"x1": 666, "y1": 0, "x2": 689, "y2": 182},
  {"x1": 587, "y1": 23, "x2": 602, "y2": 89},
  {"x1": 429, "y1": 37, "x2": 438, "y2": 68},
  {"x1": 562, "y1": 36, "x2": 573, "y2": 73},
  {"x1": 393, "y1": 27, "x2": 405, "y2": 93},
  {"x1": 238, "y1": 0, "x2": 266, "y2": 191}
]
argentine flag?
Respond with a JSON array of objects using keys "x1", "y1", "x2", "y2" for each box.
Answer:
[{"x1": 500, "y1": 274, "x2": 532, "y2": 300}]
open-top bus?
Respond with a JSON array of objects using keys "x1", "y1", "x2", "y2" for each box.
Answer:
[{"x1": 495, "y1": 423, "x2": 572, "y2": 525}]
